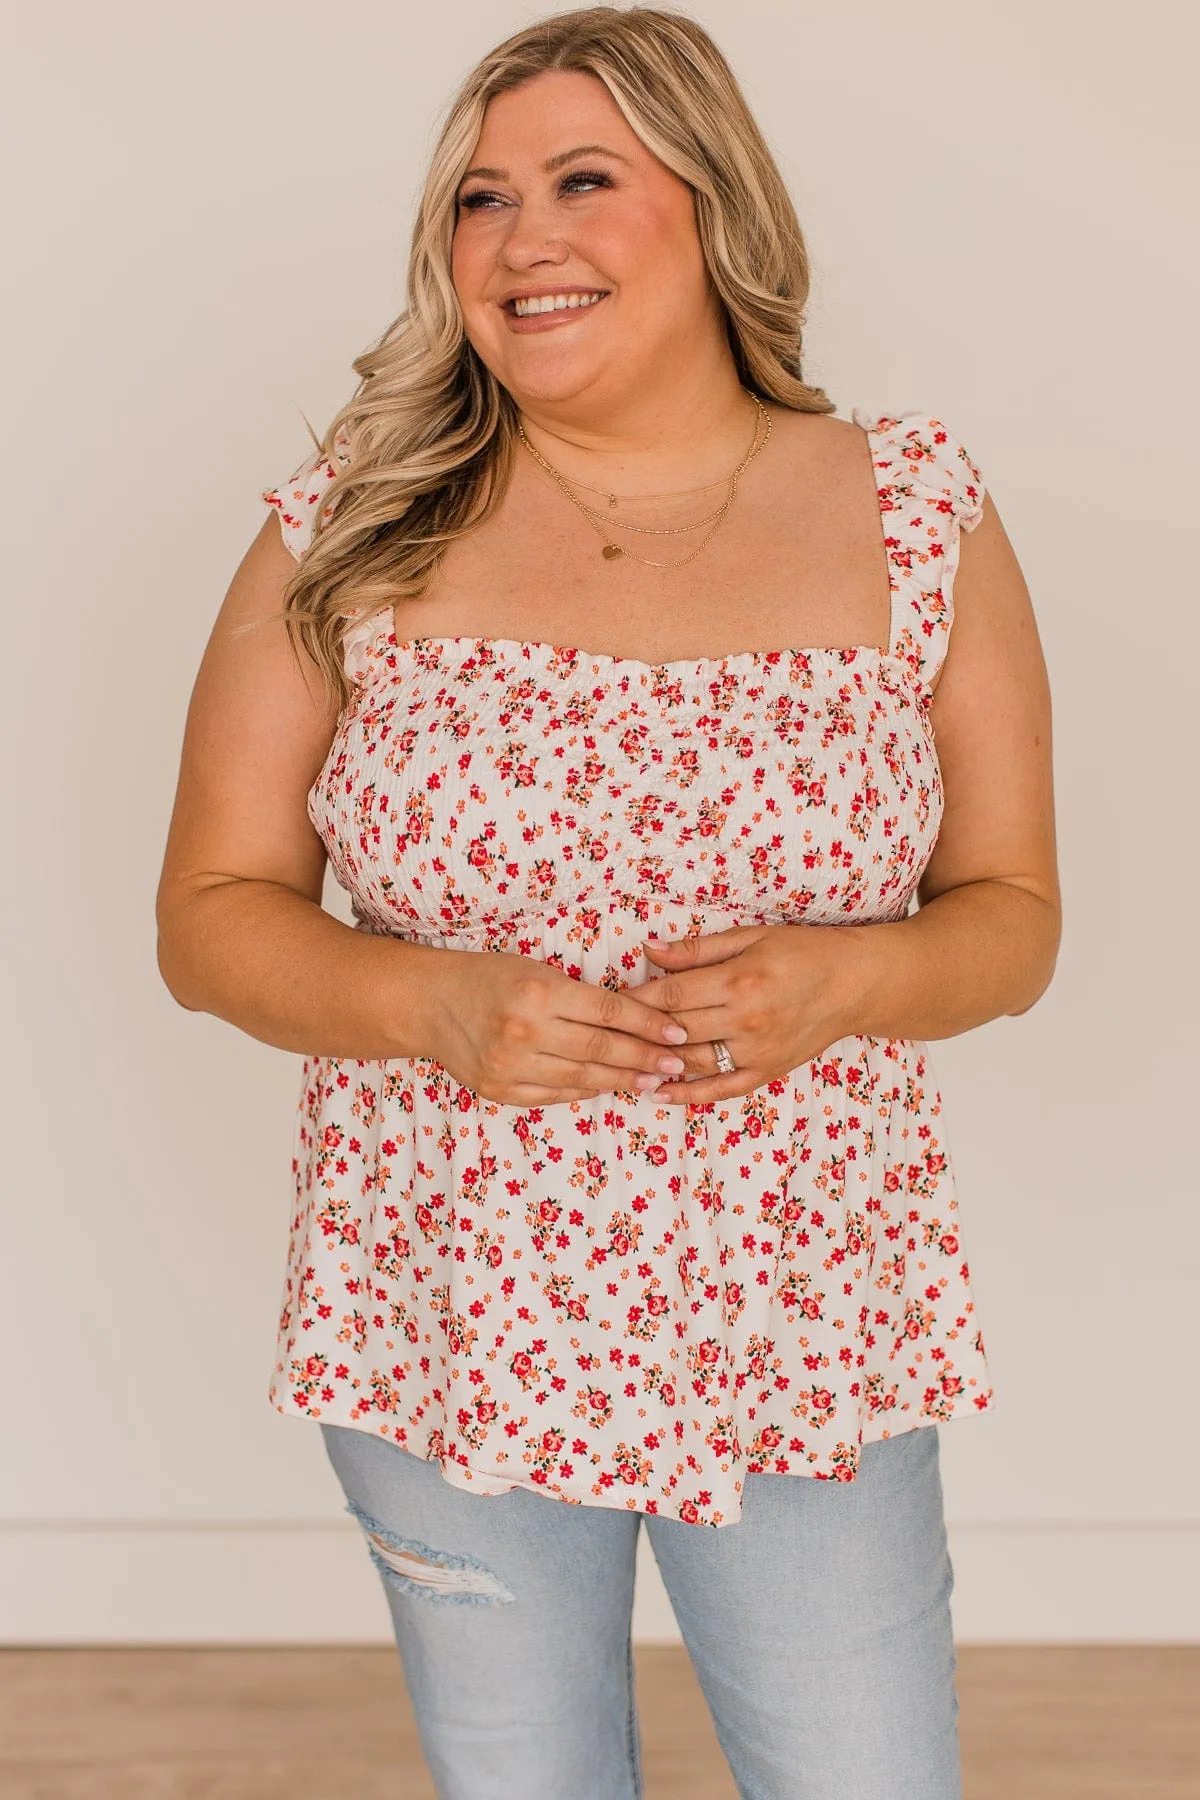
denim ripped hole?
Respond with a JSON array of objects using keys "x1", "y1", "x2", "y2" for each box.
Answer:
[{"x1": 345, "y1": 1497, "x2": 516, "y2": 1606}]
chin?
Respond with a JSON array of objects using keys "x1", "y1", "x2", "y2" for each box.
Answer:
[
  {"x1": 468, "y1": 317, "x2": 630, "y2": 409},
  {"x1": 495, "y1": 357, "x2": 616, "y2": 410},
  {"x1": 499, "y1": 334, "x2": 647, "y2": 405}
]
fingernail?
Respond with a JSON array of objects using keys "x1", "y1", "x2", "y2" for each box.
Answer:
[
  {"x1": 662, "y1": 1024, "x2": 687, "y2": 1044},
  {"x1": 658, "y1": 1055, "x2": 685, "y2": 1075},
  {"x1": 635, "y1": 1073, "x2": 664, "y2": 1092}
]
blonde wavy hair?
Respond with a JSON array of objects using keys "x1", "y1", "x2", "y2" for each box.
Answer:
[{"x1": 273, "y1": 4, "x2": 835, "y2": 713}]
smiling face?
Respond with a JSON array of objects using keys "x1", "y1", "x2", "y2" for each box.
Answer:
[{"x1": 451, "y1": 68, "x2": 721, "y2": 416}]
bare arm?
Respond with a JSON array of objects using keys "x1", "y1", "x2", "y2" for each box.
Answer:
[
  {"x1": 155, "y1": 513, "x2": 446, "y2": 1058},
  {"x1": 156, "y1": 514, "x2": 690, "y2": 1094},
  {"x1": 852, "y1": 489, "x2": 1061, "y2": 1039}
]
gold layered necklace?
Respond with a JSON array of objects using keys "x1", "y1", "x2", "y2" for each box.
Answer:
[{"x1": 516, "y1": 391, "x2": 772, "y2": 570}]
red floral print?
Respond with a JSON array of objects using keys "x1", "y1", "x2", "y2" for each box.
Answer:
[{"x1": 259, "y1": 409, "x2": 994, "y2": 1527}]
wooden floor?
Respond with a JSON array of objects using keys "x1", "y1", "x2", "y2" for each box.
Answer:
[{"x1": 1, "y1": 1645, "x2": 1196, "y2": 1798}]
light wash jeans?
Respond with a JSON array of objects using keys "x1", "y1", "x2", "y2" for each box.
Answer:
[{"x1": 320, "y1": 1420, "x2": 961, "y2": 1800}]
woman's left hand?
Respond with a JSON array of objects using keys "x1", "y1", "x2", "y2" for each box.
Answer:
[{"x1": 630, "y1": 923, "x2": 873, "y2": 1105}]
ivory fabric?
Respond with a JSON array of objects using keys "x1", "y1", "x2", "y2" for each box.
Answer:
[{"x1": 260, "y1": 409, "x2": 994, "y2": 1527}]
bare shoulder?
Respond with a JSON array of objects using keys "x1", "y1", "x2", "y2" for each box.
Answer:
[
  {"x1": 952, "y1": 493, "x2": 1038, "y2": 646},
  {"x1": 156, "y1": 512, "x2": 341, "y2": 922},
  {"x1": 754, "y1": 404, "x2": 874, "y2": 501},
  {"x1": 762, "y1": 405, "x2": 865, "y2": 453},
  {"x1": 932, "y1": 489, "x2": 1050, "y2": 746}
]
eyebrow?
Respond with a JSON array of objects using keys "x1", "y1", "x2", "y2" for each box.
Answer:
[{"x1": 458, "y1": 143, "x2": 633, "y2": 184}]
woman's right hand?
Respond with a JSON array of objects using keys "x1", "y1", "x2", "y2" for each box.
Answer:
[{"x1": 423, "y1": 949, "x2": 691, "y2": 1106}]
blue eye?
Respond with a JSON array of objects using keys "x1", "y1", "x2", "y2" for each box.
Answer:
[{"x1": 457, "y1": 169, "x2": 613, "y2": 211}]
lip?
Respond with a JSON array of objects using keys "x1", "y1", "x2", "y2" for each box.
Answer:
[{"x1": 498, "y1": 284, "x2": 612, "y2": 334}]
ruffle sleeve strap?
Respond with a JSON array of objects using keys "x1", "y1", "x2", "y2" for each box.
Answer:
[
  {"x1": 260, "y1": 428, "x2": 387, "y2": 688},
  {"x1": 851, "y1": 407, "x2": 987, "y2": 694},
  {"x1": 260, "y1": 427, "x2": 350, "y2": 563},
  {"x1": 339, "y1": 610, "x2": 391, "y2": 688}
]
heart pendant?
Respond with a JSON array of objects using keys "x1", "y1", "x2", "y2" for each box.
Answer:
[{"x1": 602, "y1": 544, "x2": 623, "y2": 560}]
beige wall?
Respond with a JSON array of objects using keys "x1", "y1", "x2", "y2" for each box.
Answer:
[{"x1": 4, "y1": 0, "x2": 1197, "y2": 1642}]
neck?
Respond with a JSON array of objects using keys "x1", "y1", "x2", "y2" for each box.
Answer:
[{"x1": 512, "y1": 354, "x2": 757, "y2": 493}]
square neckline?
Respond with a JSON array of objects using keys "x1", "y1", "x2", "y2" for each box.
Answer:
[{"x1": 358, "y1": 420, "x2": 908, "y2": 681}]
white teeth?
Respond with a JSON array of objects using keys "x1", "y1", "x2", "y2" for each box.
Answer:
[{"x1": 512, "y1": 291, "x2": 605, "y2": 317}]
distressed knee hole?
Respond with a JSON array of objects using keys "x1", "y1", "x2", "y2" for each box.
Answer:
[{"x1": 344, "y1": 1498, "x2": 515, "y2": 1606}]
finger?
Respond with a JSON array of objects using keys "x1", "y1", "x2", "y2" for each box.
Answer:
[
  {"x1": 672, "y1": 1037, "x2": 741, "y2": 1079},
  {"x1": 641, "y1": 926, "x2": 760, "y2": 969},
  {"x1": 516, "y1": 1056, "x2": 675, "y2": 1101},
  {"x1": 653, "y1": 1069, "x2": 763, "y2": 1106},
  {"x1": 630, "y1": 965, "x2": 740, "y2": 1015},
  {"x1": 625, "y1": 1026, "x2": 738, "y2": 1081},
  {"x1": 567, "y1": 979, "x2": 689, "y2": 1047},
  {"x1": 650, "y1": 1007, "x2": 740, "y2": 1059},
  {"x1": 553, "y1": 1022, "x2": 690, "y2": 1080},
  {"x1": 536, "y1": 1051, "x2": 686, "y2": 1095},
  {"x1": 496, "y1": 1059, "x2": 647, "y2": 1106},
  {"x1": 500, "y1": 1085, "x2": 609, "y2": 1107}
]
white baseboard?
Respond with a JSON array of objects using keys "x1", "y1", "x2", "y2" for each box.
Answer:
[{"x1": 3, "y1": 1521, "x2": 1197, "y2": 1645}]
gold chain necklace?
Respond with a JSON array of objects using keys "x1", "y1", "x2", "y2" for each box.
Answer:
[
  {"x1": 517, "y1": 392, "x2": 772, "y2": 569},
  {"x1": 568, "y1": 471, "x2": 734, "y2": 508}
]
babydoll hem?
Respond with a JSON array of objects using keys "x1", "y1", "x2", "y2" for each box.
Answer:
[{"x1": 273, "y1": 1383, "x2": 996, "y2": 1529}]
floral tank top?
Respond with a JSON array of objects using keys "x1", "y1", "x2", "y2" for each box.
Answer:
[{"x1": 261, "y1": 407, "x2": 995, "y2": 1527}]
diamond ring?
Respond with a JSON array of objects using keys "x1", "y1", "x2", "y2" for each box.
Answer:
[{"x1": 713, "y1": 1039, "x2": 736, "y2": 1075}]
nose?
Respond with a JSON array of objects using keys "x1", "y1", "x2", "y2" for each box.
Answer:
[{"x1": 497, "y1": 196, "x2": 571, "y2": 273}]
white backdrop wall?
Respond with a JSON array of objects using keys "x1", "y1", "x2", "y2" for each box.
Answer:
[{"x1": 4, "y1": 0, "x2": 1197, "y2": 1643}]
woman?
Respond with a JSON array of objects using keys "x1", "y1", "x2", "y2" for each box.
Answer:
[{"x1": 156, "y1": 7, "x2": 1059, "y2": 1796}]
